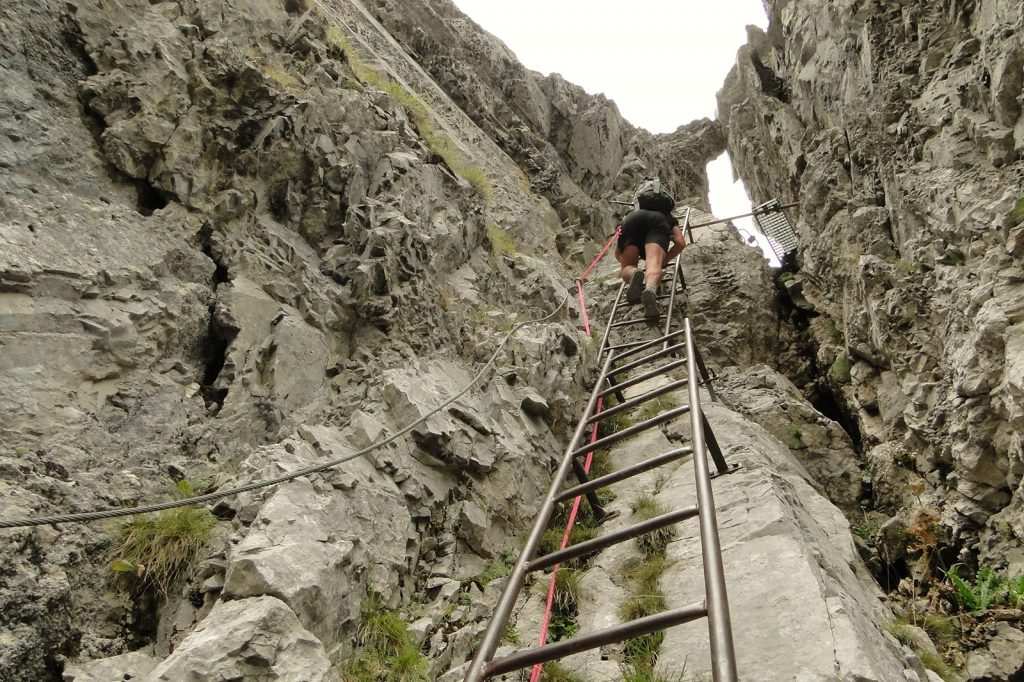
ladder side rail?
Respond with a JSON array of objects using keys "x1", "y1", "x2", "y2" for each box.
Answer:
[
  {"x1": 463, "y1": 352, "x2": 617, "y2": 682},
  {"x1": 663, "y1": 256, "x2": 684, "y2": 351},
  {"x1": 597, "y1": 270, "x2": 628, "y2": 359},
  {"x1": 691, "y1": 342, "x2": 719, "y2": 404},
  {"x1": 684, "y1": 318, "x2": 738, "y2": 681}
]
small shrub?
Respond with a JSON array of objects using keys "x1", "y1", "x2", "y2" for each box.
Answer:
[
  {"x1": 621, "y1": 665, "x2": 686, "y2": 682},
  {"x1": 636, "y1": 526, "x2": 675, "y2": 558},
  {"x1": 1011, "y1": 196, "x2": 1024, "y2": 224},
  {"x1": 622, "y1": 631, "x2": 664, "y2": 671},
  {"x1": 594, "y1": 487, "x2": 617, "y2": 508},
  {"x1": 460, "y1": 165, "x2": 494, "y2": 202},
  {"x1": 884, "y1": 619, "x2": 915, "y2": 647},
  {"x1": 539, "y1": 524, "x2": 598, "y2": 564},
  {"x1": 263, "y1": 63, "x2": 300, "y2": 91},
  {"x1": 886, "y1": 617, "x2": 961, "y2": 682},
  {"x1": 948, "y1": 565, "x2": 1007, "y2": 614},
  {"x1": 1009, "y1": 574, "x2": 1024, "y2": 609},
  {"x1": 480, "y1": 550, "x2": 515, "y2": 586},
  {"x1": 918, "y1": 651, "x2": 960, "y2": 682},
  {"x1": 852, "y1": 520, "x2": 878, "y2": 541},
  {"x1": 829, "y1": 354, "x2": 852, "y2": 384},
  {"x1": 547, "y1": 611, "x2": 580, "y2": 642},
  {"x1": 501, "y1": 627, "x2": 522, "y2": 646},
  {"x1": 825, "y1": 320, "x2": 844, "y2": 343},
  {"x1": 623, "y1": 557, "x2": 670, "y2": 593},
  {"x1": 787, "y1": 424, "x2": 803, "y2": 442},
  {"x1": 633, "y1": 395, "x2": 679, "y2": 424},
  {"x1": 630, "y1": 494, "x2": 662, "y2": 520},
  {"x1": 589, "y1": 449, "x2": 615, "y2": 479},
  {"x1": 630, "y1": 495, "x2": 674, "y2": 557},
  {"x1": 619, "y1": 592, "x2": 667, "y2": 621}
]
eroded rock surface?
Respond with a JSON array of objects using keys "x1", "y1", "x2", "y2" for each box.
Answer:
[
  {"x1": 0, "y1": 0, "x2": 722, "y2": 678},
  {"x1": 720, "y1": 0, "x2": 1024, "y2": 571}
]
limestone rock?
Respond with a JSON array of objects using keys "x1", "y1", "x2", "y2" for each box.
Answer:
[
  {"x1": 145, "y1": 596, "x2": 334, "y2": 682},
  {"x1": 63, "y1": 650, "x2": 159, "y2": 682},
  {"x1": 657, "y1": 400, "x2": 917, "y2": 680},
  {"x1": 720, "y1": 0, "x2": 1024, "y2": 566},
  {"x1": 222, "y1": 434, "x2": 411, "y2": 652},
  {"x1": 965, "y1": 622, "x2": 1024, "y2": 681}
]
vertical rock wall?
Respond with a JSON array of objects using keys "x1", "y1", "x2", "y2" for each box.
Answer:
[{"x1": 719, "y1": 0, "x2": 1024, "y2": 573}]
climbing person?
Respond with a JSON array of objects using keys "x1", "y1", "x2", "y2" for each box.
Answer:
[{"x1": 616, "y1": 177, "x2": 686, "y2": 318}]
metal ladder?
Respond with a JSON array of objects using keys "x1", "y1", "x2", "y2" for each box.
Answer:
[{"x1": 463, "y1": 213, "x2": 739, "y2": 680}]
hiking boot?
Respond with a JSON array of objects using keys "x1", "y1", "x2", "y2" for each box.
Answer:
[
  {"x1": 642, "y1": 287, "x2": 660, "y2": 318},
  {"x1": 626, "y1": 269, "x2": 645, "y2": 303}
]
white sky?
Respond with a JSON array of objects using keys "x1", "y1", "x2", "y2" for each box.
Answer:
[{"x1": 450, "y1": 0, "x2": 778, "y2": 263}]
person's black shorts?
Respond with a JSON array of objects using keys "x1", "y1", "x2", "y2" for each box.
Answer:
[{"x1": 618, "y1": 209, "x2": 674, "y2": 253}]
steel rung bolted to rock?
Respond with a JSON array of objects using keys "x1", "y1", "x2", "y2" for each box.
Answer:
[
  {"x1": 587, "y1": 378, "x2": 689, "y2": 425},
  {"x1": 608, "y1": 342, "x2": 688, "y2": 379},
  {"x1": 555, "y1": 446, "x2": 694, "y2": 503},
  {"x1": 597, "y1": 358, "x2": 688, "y2": 398},
  {"x1": 527, "y1": 505, "x2": 699, "y2": 573}
]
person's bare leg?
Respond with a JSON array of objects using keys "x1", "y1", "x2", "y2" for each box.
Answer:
[
  {"x1": 617, "y1": 246, "x2": 641, "y2": 283},
  {"x1": 644, "y1": 243, "x2": 666, "y2": 290}
]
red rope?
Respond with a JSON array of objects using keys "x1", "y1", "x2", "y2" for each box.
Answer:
[
  {"x1": 529, "y1": 397, "x2": 603, "y2": 681},
  {"x1": 576, "y1": 280, "x2": 590, "y2": 335},
  {"x1": 576, "y1": 227, "x2": 621, "y2": 335},
  {"x1": 528, "y1": 227, "x2": 621, "y2": 679}
]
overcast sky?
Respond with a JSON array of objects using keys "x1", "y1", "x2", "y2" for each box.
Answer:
[{"x1": 450, "y1": 0, "x2": 776, "y2": 262}]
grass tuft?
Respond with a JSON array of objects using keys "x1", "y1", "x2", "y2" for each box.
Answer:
[
  {"x1": 919, "y1": 651, "x2": 960, "y2": 682},
  {"x1": 539, "y1": 661, "x2": 585, "y2": 682},
  {"x1": 341, "y1": 595, "x2": 429, "y2": 681},
  {"x1": 486, "y1": 222, "x2": 519, "y2": 256},
  {"x1": 553, "y1": 567, "x2": 584, "y2": 613},
  {"x1": 110, "y1": 494, "x2": 216, "y2": 600},
  {"x1": 480, "y1": 550, "x2": 515, "y2": 587}
]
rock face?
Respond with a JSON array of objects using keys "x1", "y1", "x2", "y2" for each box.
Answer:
[
  {"x1": 3, "y1": 0, "x2": 1009, "y2": 679},
  {"x1": 0, "y1": 0, "x2": 723, "y2": 679},
  {"x1": 719, "y1": 0, "x2": 1024, "y2": 572}
]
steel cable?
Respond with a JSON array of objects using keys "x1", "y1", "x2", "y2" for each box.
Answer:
[{"x1": 0, "y1": 293, "x2": 569, "y2": 529}]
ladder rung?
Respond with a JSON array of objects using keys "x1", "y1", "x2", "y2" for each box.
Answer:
[
  {"x1": 483, "y1": 601, "x2": 708, "y2": 676},
  {"x1": 610, "y1": 343, "x2": 686, "y2": 379},
  {"x1": 572, "y1": 405, "x2": 691, "y2": 459},
  {"x1": 610, "y1": 328, "x2": 687, "y2": 360},
  {"x1": 597, "y1": 359, "x2": 688, "y2": 399},
  {"x1": 555, "y1": 447, "x2": 693, "y2": 503},
  {"x1": 587, "y1": 379, "x2": 689, "y2": 425},
  {"x1": 610, "y1": 315, "x2": 665, "y2": 329},
  {"x1": 528, "y1": 505, "x2": 699, "y2": 573}
]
